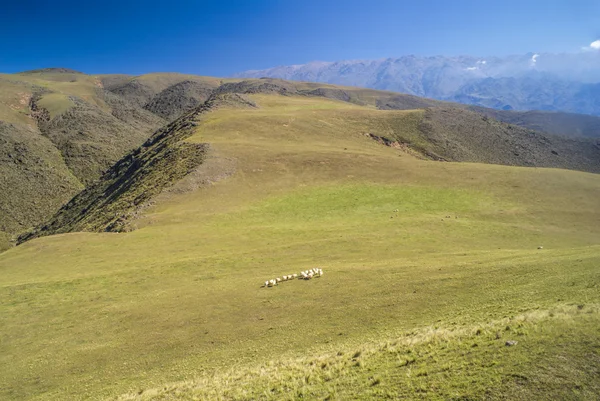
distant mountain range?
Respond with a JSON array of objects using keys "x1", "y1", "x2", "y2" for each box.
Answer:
[{"x1": 235, "y1": 53, "x2": 600, "y2": 116}]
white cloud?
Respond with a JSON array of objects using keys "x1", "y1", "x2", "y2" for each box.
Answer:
[
  {"x1": 530, "y1": 53, "x2": 539, "y2": 66},
  {"x1": 466, "y1": 60, "x2": 487, "y2": 71},
  {"x1": 582, "y1": 40, "x2": 600, "y2": 51}
]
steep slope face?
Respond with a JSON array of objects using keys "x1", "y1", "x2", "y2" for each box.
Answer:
[
  {"x1": 101, "y1": 73, "x2": 221, "y2": 113},
  {"x1": 468, "y1": 107, "x2": 600, "y2": 139},
  {"x1": 410, "y1": 107, "x2": 600, "y2": 171},
  {"x1": 236, "y1": 54, "x2": 600, "y2": 116},
  {"x1": 33, "y1": 92, "x2": 165, "y2": 185},
  {"x1": 19, "y1": 93, "x2": 255, "y2": 242},
  {"x1": 144, "y1": 80, "x2": 215, "y2": 120},
  {"x1": 0, "y1": 72, "x2": 166, "y2": 243},
  {"x1": 0, "y1": 122, "x2": 82, "y2": 242}
]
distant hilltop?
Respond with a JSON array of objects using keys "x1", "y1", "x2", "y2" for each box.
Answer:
[
  {"x1": 20, "y1": 67, "x2": 84, "y2": 74},
  {"x1": 235, "y1": 53, "x2": 600, "y2": 116}
]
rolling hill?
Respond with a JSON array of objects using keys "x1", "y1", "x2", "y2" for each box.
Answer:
[
  {"x1": 0, "y1": 71, "x2": 226, "y2": 249},
  {"x1": 18, "y1": 93, "x2": 254, "y2": 241},
  {"x1": 0, "y1": 70, "x2": 169, "y2": 249},
  {"x1": 16, "y1": 79, "x2": 600, "y2": 244},
  {"x1": 99, "y1": 73, "x2": 222, "y2": 113},
  {"x1": 1, "y1": 82, "x2": 599, "y2": 400},
  {"x1": 3, "y1": 75, "x2": 600, "y2": 252}
]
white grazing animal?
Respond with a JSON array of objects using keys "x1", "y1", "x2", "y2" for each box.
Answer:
[{"x1": 293, "y1": 273, "x2": 298, "y2": 278}]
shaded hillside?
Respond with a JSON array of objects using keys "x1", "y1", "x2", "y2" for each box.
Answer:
[
  {"x1": 412, "y1": 107, "x2": 600, "y2": 172},
  {"x1": 469, "y1": 107, "x2": 600, "y2": 139},
  {"x1": 0, "y1": 72, "x2": 221, "y2": 245},
  {"x1": 0, "y1": 72, "x2": 166, "y2": 244},
  {"x1": 372, "y1": 106, "x2": 600, "y2": 173},
  {"x1": 101, "y1": 73, "x2": 221, "y2": 111},
  {"x1": 18, "y1": 93, "x2": 255, "y2": 242},
  {"x1": 34, "y1": 92, "x2": 165, "y2": 185},
  {"x1": 0, "y1": 121, "x2": 82, "y2": 243},
  {"x1": 215, "y1": 78, "x2": 300, "y2": 96},
  {"x1": 144, "y1": 80, "x2": 215, "y2": 120}
]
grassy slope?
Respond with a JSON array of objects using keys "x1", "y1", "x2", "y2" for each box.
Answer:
[
  {"x1": 1, "y1": 72, "x2": 598, "y2": 243},
  {"x1": 1, "y1": 94, "x2": 599, "y2": 400},
  {"x1": 232, "y1": 78, "x2": 600, "y2": 141}
]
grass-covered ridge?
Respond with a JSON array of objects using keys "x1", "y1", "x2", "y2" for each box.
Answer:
[
  {"x1": 0, "y1": 71, "x2": 166, "y2": 242},
  {"x1": 1, "y1": 73, "x2": 599, "y2": 248},
  {"x1": 1, "y1": 89, "x2": 600, "y2": 400},
  {"x1": 19, "y1": 93, "x2": 256, "y2": 241}
]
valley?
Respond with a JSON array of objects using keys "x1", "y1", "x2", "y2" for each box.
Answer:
[{"x1": 1, "y1": 87, "x2": 599, "y2": 400}]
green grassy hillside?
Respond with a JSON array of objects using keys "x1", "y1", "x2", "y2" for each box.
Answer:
[
  {"x1": 1, "y1": 93, "x2": 599, "y2": 400},
  {"x1": 2, "y1": 71, "x2": 599, "y2": 247},
  {"x1": 20, "y1": 85, "x2": 600, "y2": 243}
]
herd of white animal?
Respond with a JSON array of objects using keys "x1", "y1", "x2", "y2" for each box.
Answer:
[{"x1": 264, "y1": 268, "x2": 324, "y2": 287}]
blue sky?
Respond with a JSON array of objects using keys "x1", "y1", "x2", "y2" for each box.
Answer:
[{"x1": 1, "y1": 0, "x2": 599, "y2": 76}]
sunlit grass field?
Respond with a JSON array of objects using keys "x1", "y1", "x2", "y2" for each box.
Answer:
[{"x1": 1, "y1": 94, "x2": 599, "y2": 400}]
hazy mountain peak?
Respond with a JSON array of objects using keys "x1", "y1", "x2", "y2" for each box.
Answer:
[{"x1": 235, "y1": 52, "x2": 600, "y2": 115}]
